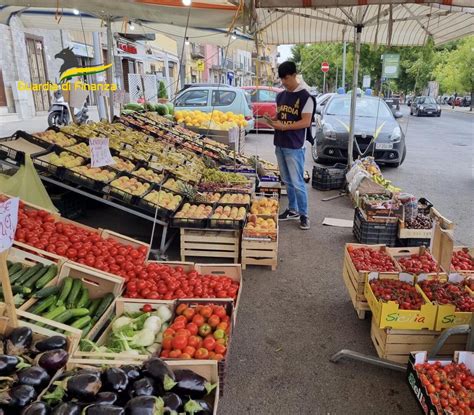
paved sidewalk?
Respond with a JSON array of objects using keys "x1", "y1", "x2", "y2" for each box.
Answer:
[{"x1": 440, "y1": 104, "x2": 473, "y2": 114}]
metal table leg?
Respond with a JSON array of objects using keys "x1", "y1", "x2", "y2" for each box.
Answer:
[
  {"x1": 330, "y1": 349, "x2": 406, "y2": 372},
  {"x1": 428, "y1": 325, "x2": 471, "y2": 358}
]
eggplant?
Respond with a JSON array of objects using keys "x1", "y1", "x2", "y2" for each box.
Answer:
[
  {"x1": 21, "y1": 401, "x2": 51, "y2": 415},
  {"x1": 36, "y1": 349, "x2": 68, "y2": 374},
  {"x1": 162, "y1": 392, "x2": 183, "y2": 413},
  {"x1": 129, "y1": 377, "x2": 155, "y2": 398},
  {"x1": 0, "y1": 384, "x2": 37, "y2": 408},
  {"x1": 34, "y1": 336, "x2": 67, "y2": 352},
  {"x1": 17, "y1": 366, "x2": 51, "y2": 390},
  {"x1": 102, "y1": 367, "x2": 128, "y2": 393},
  {"x1": 94, "y1": 391, "x2": 118, "y2": 405},
  {"x1": 183, "y1": 399, "x2": 213, "y2": 415},
  {"x1": 6, "y1": 327, "x2": 33, "y2": 356},
  {"x1": 0, "y1": 354, "x2": 20, "y2": 375},
  {"x1": 85, "y1": 404, "x2": 124, "y2": 415},
  {"x1": 143, "y1": 358, "x2": 175, "y2": 391},
  {"x1": 66, "y1": 373, "x2": 102, "y2": 401},
  {"x1": 171, "y1": 370, "x2": 216, "y2": 400},
  {"x1": 121, "y1": 365, "x2": 142, "y2": 382},
  {"x1": 51, "y1": 402, "x2": 82, "y2": 415},
  {"x1": 124, "y1": 396, "x2": 164, "y2": 415}
]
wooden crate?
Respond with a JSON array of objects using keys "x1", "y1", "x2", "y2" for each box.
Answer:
[
  {"x1": 398, "y1": 207, "x2": 454, "y2": 240},
  {"x1": 241, "y1": 239, "x2": 278, "y2": 271},
  {"x1": 342, "y1": 258, "x2": 371, "y2": 319},
  {"x1": 370, "y1": 319, "x2": 467, "y2": 364},
  {"x1": 180, "y1": 228, "x2": 240, "y2": 263}
]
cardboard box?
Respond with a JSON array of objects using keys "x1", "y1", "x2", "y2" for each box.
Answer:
[
  {"x1": 407, "y1": 351, "x2": 473, "y2": 415},
  {"x1": 365, "y1": 273, "x2": 436, "y2": 330}
]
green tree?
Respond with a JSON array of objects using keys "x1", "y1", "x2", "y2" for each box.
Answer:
[{"x1": 158, "y1": 80, "x2": 168, "y2": 100}]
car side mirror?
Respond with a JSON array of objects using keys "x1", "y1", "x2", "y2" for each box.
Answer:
[
  {"x1": 316, "y1": 107, "x2": 322, "y2": 115},
  {"x1": 394, "y1": 111, "x2": 403, "y2": 119}
]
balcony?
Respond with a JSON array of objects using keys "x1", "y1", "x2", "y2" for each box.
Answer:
[
  {"x1": 190, "y1": 44, "x2": 205, "y2": 59},
  {"x1": 224, "y1": 58, "x2": 234, "y2": 70}
]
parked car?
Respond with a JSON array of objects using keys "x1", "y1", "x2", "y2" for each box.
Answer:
[
  {"x1": 383, "y1": 97, "x2": 400, "y2": 114},
  {"x1": 461, "y1": 96, "x2": 471, "y2": 107},
  {"x1": 313, "y1": 96, "x2": 406, "y2": 167},
  {"x1": 316, "y1": 93, "x2": 336, "y2": 108},
  {"x1": 174, "y1": 85, "x2": 255, "y2": 131},
  {"x1": 410, "y1": 96, "x2": 441, "y2": 117},
  {"x1": 241, "y1": 86, "x2": 282, "y2": 130}
]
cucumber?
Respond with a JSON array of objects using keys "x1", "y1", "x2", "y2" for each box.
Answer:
[
  {"x1": 23, "y1": 266, "x2": 50, "y2": 289},
  {"x1": 8, "y1": 263, "x2": 22, "y2": 276},
  {"x1": 71, "y1": 316, "x2": 92, "y2": 330},
  {"x1": 29, "y1": 295, "x2": 58, "y2": 315},
  {"x1": 88, "y1": 298, "x2": 101, "y2": 316},
  {"x1": 66, "y1": 279, "x2": 83, "y2": 309},
  {"x1": 34, "y1": 286, "x2": 60, "y2": 299},
  {"x1": 35, "y1": 265, "x2": 58, "y2": 289},
  {"x1": 94, "y1": 293, "x2": 114, "y2": 320},
  {"x1": 42, "y1": 305, "x2": 66, "y2": 321},
  {"x1": 57, "y1": 277, "x2": 73, "y2": 307},
  {"x1": 0, "y1": 286, "x2": 31, "y2": 296},
  {"x1": 76, "y1": 287, "x2": 89, "y2": 309},
  {"x1": 55, "y1": 308, "x2": 90, "y2": 324},
  {"x1": 15, "y1": 264, "x2": 44, "y2": 286},
  {"x1": 10, "y1": 267, "x2": 29, "y2": 284},
  {"x1": 81, "y1": 322, "x2": 93, "y2": 338}
]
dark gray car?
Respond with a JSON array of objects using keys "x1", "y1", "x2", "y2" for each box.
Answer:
[
  {"x1": 410, "y1": 96, "x2": 441, "y2": 117},
  {"x1": 312, "y1": 96, "x2": 406, "y2": 167}
]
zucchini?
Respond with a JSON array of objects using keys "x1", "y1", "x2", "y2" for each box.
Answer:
[
  {"x1": 15, "y1": 264, "x2": 44, "y2": 286},
  {"x1": 35, "y1": 265, "x2": 58, "y2": 289},
  {"x1": 0, "y1": 286, "x2": 31, "y2": 296},
  {"x1": 8, "y1": 263, "x2": 22, "y2": 276},
  {"x1": 57, "y1": 277, "x2": 73, "y2": 307},
  {"x1": 55, "y1": 308, "x2": 89, "y2": 324},
  {"x1": 71, "y1": 316, "x2": 92, "y2": 330},
  {"x1": 23, "y1": 266, "x2": 50, "y2": 289},
  {"x1": 29, "y1": 295, "x2": 58, "y2": 315},
  {"x1": 34, "y1": 286, "x2": 60, "y2": 299},
  {"x1": 10, "y1": 267, "x2": 29, "y2": 284},
  {"x1": 81, "y1": 322, "x2": 93, "y2": 338},
  {"x1": 66, "y1": 280, "x2": 83, "y2": 309},
  {"x1": 42, "y1": 305, "x2": 66, "y2": 321},
  {"x1": 94, "y1": 293, "x2": 114, "y2": 320},
  {"x1": 88, "y1": 298, "x2": 101, "y2": 316},
  {"x1": 76, "y1": 287, "x2": 89, "y2": 309}
]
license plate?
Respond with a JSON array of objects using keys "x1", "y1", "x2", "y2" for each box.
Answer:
[
  {"x1": 375, "y1": 143, "x2": 393, "y2": 150},
  {"x1": 427, "y1": 111, "x2": 432, "y2": 114}
]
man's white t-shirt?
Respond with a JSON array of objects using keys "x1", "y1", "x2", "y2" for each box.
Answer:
[{"x1": 291, "y1": 83, "x2": 315, "y2": 115}]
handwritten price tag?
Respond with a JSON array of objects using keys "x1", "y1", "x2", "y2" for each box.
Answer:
[
  {"x1": 89, "y1": 137, "x2": 115, "y2": 168},
  {"x1": 0, "y1": 197, "x2": 19, "y2": 253}
]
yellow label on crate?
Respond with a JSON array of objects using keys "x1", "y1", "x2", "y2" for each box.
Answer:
[{"x1": 435, "y1": 304, "x2": 472, "y2": 331}]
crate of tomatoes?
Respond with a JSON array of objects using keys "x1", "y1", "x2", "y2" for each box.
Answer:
[
  {"x1": 407, "y1": 351, "x2": 474, "y2": 415},
  {"x1": 365, "y1": 273, "x2": 437, "y2": 330},
  {"x1": 450, "y1": 247, "x2": 474, "y2": 274},
  {"x1": 389, "y1": 247, "x2": 446, "y2": 277},
  {"x1": 418, "y1": 274, "x2": 474, "y2": 331}
]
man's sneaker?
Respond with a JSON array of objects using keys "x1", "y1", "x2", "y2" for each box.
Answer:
[
  {"x1": 279, "y1": 209, "x2": 300, "y2": 221},
  {"x1": 300, "y1": 215, "x2": 310, "y2": 230}
]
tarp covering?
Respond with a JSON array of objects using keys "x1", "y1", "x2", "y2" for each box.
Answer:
[{"x1": 257, "y1": 0, "x2": 474, "y2": 8}]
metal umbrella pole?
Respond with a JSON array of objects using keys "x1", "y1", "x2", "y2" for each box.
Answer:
[{"x1": 106, "y1": 17, "x2": 115, "y2": 122}]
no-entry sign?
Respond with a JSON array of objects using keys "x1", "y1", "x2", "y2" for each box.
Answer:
[{"x1": 321, "y1": 61, "x2": 329, "y2": 73}]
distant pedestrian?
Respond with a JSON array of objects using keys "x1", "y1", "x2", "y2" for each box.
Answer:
[{"x1": 452, "y1": 92, "x2": 457, "y2": 109}]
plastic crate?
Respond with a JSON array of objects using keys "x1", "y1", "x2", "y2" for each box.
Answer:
[
  {"x1": 353, "y1": 208, "x2": 398, "y2": 246},
  {"x1": 396, "y1": 237, "x2": 431, "y2": 247},
  {"x1": 311, "y1": 163, "x2": 347, "y2": 191}
]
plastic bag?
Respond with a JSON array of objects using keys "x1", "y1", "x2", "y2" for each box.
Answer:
[{"x1": 0, "y1": 155, "x2": 58, "y2": 213}]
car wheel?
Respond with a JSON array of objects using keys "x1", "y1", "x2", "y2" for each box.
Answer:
[
  {"x1": 416, "y1": 111, "x2": 421, "y2": 117},
  {"x1": 437, "y1": 112, "x2": 441, "y2": 117},
  {"x1": 410, "y1": 110, "x2": 413, "y2": 115}
]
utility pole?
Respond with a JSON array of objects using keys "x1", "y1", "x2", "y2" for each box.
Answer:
[
  {"x1": 93, "y1": 32, "x2": 106, "y2": 120},
  {"x1": 342, "y1": 41, "x2": 347, "y2": 91},
  {"x1": 335, "y1": 64, "x2": 339, "y2": 92}
]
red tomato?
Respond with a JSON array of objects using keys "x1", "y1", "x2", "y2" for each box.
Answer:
[
  {"x1": 171, "y1": 335, "x2": 188, "y2": 351},
  {"x1": 214, "y1": 343, "x2": 227, "y2": 355},
  {"x1": 208, "y1": 315, "x2": 220, "y2": 328},
  {"x1": 168, "y1": 350, "x2": 181, "y2": 358},
  {"x1": 183, "y1": 346, "x2": 196, "y2": 357},
  {"x1": 194, "y1": 348, "x2": 209, "y2": 359},
  {"x1": 176, "y1": 304, "x2": 188, "y2": 315},
  {"x1": 162, "y1": 338, "x2": 172, "y2": 350},
  {"x1": 192, "y1": 314, "x2": 205, "y2": 327},
  {"x1": 186, "y1": 323, "x2": 199, "y2": 336},
  {"x1": 188, "y1": 335, "x2": 202, "y2": 349},
  {"x1": 200, "y1": 306, "x2": 213, "y2": 318},
  {"x1": 203, "y1": 337, "x2": 216, "y2": 351},
  {"x1": 142, "y1": 304, "x2": 153, "y2": 313}
]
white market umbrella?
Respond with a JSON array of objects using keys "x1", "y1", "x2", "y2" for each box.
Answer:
[{"x1": 251, "y1": 1, "x2": 474, "y2": 163}]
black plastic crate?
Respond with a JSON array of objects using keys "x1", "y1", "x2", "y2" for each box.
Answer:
[
  {"x1": 311, "y1": 163, "x2": 347, "y2": 191},
  {"x1": 108, "y1": 173, "x2": 152, "y2": 206},
  {"x1": 396, "y1": 237, "x2": 431, "y2": 247},
  {"x1": 0, "y1": 131, "x2": 52, "y2": 165},
  {"x1": 63, "y1": 166, "x2": 117, "y2": 192},
  {"x1": 353, "y1": 208, "x2": 398, "y2": 246},
  {"x1": 49, "y1": 191, "x2": 84, "y2": 219},
  {"x1": 138, "y1": 188, "x2": 183, "y2": 219}
]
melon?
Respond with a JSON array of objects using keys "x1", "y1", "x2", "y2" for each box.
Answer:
[{"x1": 155, "y1": 103, "x2": 169, "y2": 116}]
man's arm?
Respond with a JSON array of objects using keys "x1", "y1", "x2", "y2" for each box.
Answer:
[{"x1": 271, "y1": 113, "x2": 312, "y2": 131}]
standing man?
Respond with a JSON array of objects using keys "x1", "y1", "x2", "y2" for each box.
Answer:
[{"x1": 268, "y1": 61, "x2": 314, "y2": 230}]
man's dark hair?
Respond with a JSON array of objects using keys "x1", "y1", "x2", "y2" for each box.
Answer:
[{"x1": 278, "y1": 61, "x2": 297, "y2": 78}]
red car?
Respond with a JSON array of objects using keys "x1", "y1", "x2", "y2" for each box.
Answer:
[{"x1": 242, "y1": 86, "x2": 282, "y2": 130}]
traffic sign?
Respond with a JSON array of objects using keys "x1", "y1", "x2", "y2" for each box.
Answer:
[{"x1": 321, "y1": 61, "x2": 329, "y2": 73}]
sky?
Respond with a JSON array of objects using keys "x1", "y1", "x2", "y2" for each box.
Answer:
[{"x1": 277, "y1": 44, "x2": 294, "y2": 63}]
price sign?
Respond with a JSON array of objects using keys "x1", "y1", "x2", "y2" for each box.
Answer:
[
  {"x1": 0, "y1": 197, "x2": 19, "y2": 253},
  {"x1": 89, "y1": 137, "x2": 115, "y2": 168}
]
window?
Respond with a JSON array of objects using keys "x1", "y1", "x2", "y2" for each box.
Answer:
[
  {"x1": 419, "y1": 97, "x2": 436, "y2": 104},
  {"x1": 325, "y1": 97, "x2": 393, "y2": 118},
  {"x1": 258, "y1": 89, "x2": 277, "y2": 102},
  {"x1": 175, "y1": 90, "x2": 208, "y2": 107},
  {"x1": 211, "y1": 90, "x2": 236, "y2": 106}
]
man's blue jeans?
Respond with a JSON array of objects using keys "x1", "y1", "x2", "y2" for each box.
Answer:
[{"x1": 275, "y1": 146, "x2": 308, "y2": 217}]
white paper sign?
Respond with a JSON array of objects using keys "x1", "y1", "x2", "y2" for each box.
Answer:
[
  {"x1": 89, "y1": 137, "x2": 115, "y2": 168},
  {"x1": 0, "y1": 197, "x2": 19, "y2": 253}
]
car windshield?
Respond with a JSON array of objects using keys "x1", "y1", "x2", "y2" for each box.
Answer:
[
  {"x1": 325, "y1": 98, "x2": 392, "y2": 118},
  {"x1": 419, "y1": 97, "x2": 436, "y2": 104}
]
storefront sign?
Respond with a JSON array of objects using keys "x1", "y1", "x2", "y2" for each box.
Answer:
[
  {"x1": 89, "y1": 137, "x2": 115, "y2": 168},
  {"x1": 118, "y1": 42, "x2": 137, "y2": 54},
  {"x1": 0, "y1": 197, "x2": 19, "y2": 253},
  {"x1": 382, "y1": 54, "x2": 400, "y2": 79}
]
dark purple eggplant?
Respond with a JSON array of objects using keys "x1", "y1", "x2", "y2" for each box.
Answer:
[
  {"x1": 163, "y1": 392, "x2": 183, "y2": 413},
  {"x1": 0, "y1": 354, "x2": 20, "y2": 375},
  {"x1": 143, "y1": 358, "x2": 175, "y2": 391},
  {"x1": 129, "y1": 377, "x2": 155, "y2": 398},
  {"x1": 85, "y1": 404, "x2": 124, "y2": 415},
  {"x1": 0, "y1": 384, "x2": 37, "y2": 408},
  {"x1": 183, "y1": 399, "x2": 213, "y2": 415},
  {"x1": 36, "y1": 349, "x2": 68, "y2": 374},
  {"x1": 51, "y1": 402, "x2": 82, "y2": 415},
  {"x1": 121, "y1": 365, "x2": 142, "y2": 382},
  {"x1": 21, "y1": 401, "x2": 51, "y2": 415},
  {"x1": 6, "y1": 327, "x2": 33, "y2": 356},
  {"x1": 66, "y1": 373, "x2": 102, "y2": 401},
  {"x1": 94, "y1": 391, "x2": 118, "y2": 405},
  {"x1": 124, "y1": 396, "x2": 164, "y2": 415},
  {"x1": 171, "y1": 370, "x2": 216, "y2": 400},
  {"x1": 17, "y1": 366, "x2": 51, "y2": 390},
  {"x1": 34, "y1": 336, "x2": 67, "y2": 352},
  {"x1": 102, "y1": 367, "x2": 128, "y2": 393}
]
